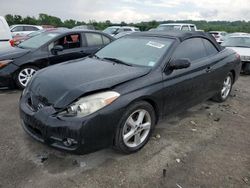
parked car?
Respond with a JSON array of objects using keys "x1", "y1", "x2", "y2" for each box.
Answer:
[
  {"x1": 19, "y1": 31, "x2": 241, "y2": 154},
  {"x1": 221, "y1": 35, "x2": 250, "y2": 74},
  {"x1": 209, "y1": 31, "x2": 227, "y2": 44},
  {"x1": 10, "y1": 24, "x2": 43, "y2": 37},
  {"x1": 0, "y1": 29, "x2": 114, "y2": 89},
  {"x1": 12, "y1": 28, "x2": 63, "y2": 46},
  {"x1": 103, "y1": 26, "x2": 140, "y2": 36},
  {"x1": 156, "y1": 23, "x2": 197, "y2": 31},
  {"x1": 0, "y1": 16, "x2": 12, "y2": 50},
  {"x1": 73, "y1": 25, "x2": 95, "y2": 30}
]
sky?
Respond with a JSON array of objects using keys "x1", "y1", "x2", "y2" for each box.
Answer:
[{"x1": 1, "y1": 0, "x2": 250, "y2": 23}]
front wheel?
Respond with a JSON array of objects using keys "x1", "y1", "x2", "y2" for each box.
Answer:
[
  {"x1": 212, "y1": 72, "x2": 233, "y2": 103},
  {"x1": 15, "y1": 66, "x2": 39, "y2": 89},
  {"x1": 114, "y1": 101, "x2": 156, "y2": 154}
]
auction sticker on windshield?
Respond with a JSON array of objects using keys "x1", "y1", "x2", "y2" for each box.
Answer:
[{"x1": 146, "y1": 41, "x2": 165, "y2": 49}]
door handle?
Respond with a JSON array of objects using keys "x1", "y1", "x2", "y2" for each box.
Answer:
[{"x1": 206, "y1": 67, "x2": 212, "y2": 73}]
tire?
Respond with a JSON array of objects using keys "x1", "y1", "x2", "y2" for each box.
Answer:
[
  {"x1": 113, "y1": 101, "x2": 156, "y2": 154},
  {"x1": 15, "y1": 65, "x2": 39, "y2": 89},
  {"x1": 212, "y1": 72, "x2": 233, "y2": 103},
  {"x1": 242, "y1": 63, "x2": 250, "y2": 75}
]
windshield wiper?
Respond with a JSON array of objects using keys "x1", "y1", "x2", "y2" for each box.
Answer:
[
  {"x1": 103, "y1": 57, "x2": 133, "y2": 66},
  {"x1": 234, "y1": 45, "x2": 250, "y2": 48},
  {"x1": 89, "y1": 54, "x2": 100, "y2": 59}
]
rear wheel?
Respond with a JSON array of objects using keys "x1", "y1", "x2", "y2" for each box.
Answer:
[
  {"x1": 114, "y1": 101, "x2": 156, "y2": 154},
  {"x1": 212, "y1": 72, "x2": 233, "y2": 102},
  {"x1": 15, "y1": 66, "x2": 39, "y2": 89}
]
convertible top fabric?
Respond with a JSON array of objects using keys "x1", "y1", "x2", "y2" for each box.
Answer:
[{"x1": 130, "y1": 31, "x2": 222, "y2": 51}]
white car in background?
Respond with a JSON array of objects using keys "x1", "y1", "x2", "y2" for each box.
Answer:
[
  {"x1": 156, "y1": 23, "x2": 197, "y2": 31},
  {"x1": 0, "y1": 16, "x2": 12, "y2": 50},
  {"x1": 221, "y1": 35, "x2": 250, "y2": 74},
  {"x1": 10, "y1": 24, "x2": 43, "y2": 37},
  {"x1": 103, "y1": 26, "x2": 140, "y2": 36},
  {"x1": 209, "y1": 31, "x2": 227, "y2": 44}
]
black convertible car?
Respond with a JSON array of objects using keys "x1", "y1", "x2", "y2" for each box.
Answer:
[
  {"x1": 20, "y1": 31, "x2": 241, "y2": 154},
  {"x1": 0, "y1": 29, "x2": 114, "y2": 89}
]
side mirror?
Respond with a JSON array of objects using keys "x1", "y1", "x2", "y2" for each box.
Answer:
[
  {"x1": 51, "y1": 45, "x2": 64, "y2": 55},
  {"x1": 168, "y1": 59, "x2": 191, "y2": 70}
]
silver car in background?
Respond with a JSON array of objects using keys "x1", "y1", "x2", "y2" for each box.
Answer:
[{"x1": 221, "y1": 35, "x2": 250, "y2": 74}]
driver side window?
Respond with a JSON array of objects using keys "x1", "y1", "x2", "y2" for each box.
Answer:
[
  {"x1": 171, "y1": 38, "x2": 207, "y2": 62},
  {"x1": 50, "y1": 34, "x2": 81, "y2": 51}
]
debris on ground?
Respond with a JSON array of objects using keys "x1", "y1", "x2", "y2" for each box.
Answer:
[
  {"x1": 190, "y1": 121, "x2": 197, "y2": 126},
  {"x1": 209, "y1": 112, "x2": 214, "y2": 116},
  {"x1": 176, "y1": 183, "x2": 183, "y2": 188},
  {"x1": 176, "y1": 158, "x2": 181, "y2": 163},
  {"x1": 37, "y1": 153, "x2": 48, "y2": 163},
  {"x1": 156, "y1": 134, "x2": 161, "y2": 139},
  {"x1": 80, "y1": 161, "x2": 86, "y2": 168},
  {"x1": 163, "y1": 169, "x2": 167, "y2": 177},
  {"x1": 214, "y1": 117, "x2": 221, "y2": 122},
  {"x1": 242, "y1": 177, "x2": 249, "y2": 184},
  {"x1": 191, "y1": 128, "x2": 197, "y2": 132}
]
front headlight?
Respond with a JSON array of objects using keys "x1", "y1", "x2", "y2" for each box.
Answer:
[
  {"x1": 0, "y1": 60, "x2": 13, "y2": 69},
  {"x1": 60, "y1": 91, "x2": 120, "y2": 117}
]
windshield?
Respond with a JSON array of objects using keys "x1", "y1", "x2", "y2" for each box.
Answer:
[
  {"x1": 96, "y1": 37, "x2": 174, "y2": 67},
  {"x1": 18, "y1": 32, "x2": 60, "y2": 49},
  {"x1": 157, "y1": 25, "x2": 181, "y2": 31},
  {"x1": 103, "y1": 27, "x2": 119, "y2": 34},
  {"x1": 221, "y1": 37, "x2": 250, "y2": 48}
]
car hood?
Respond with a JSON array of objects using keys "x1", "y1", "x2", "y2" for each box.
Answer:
[
  {"x1": 0, "y1": 47, "x2": 30, "y2": 60},
  {"x1": 226, "y1": 47, "x2": 250, "y2": 56},
  {"x1": 29, "y1": 58, "x2": 151, "y2": 109}
]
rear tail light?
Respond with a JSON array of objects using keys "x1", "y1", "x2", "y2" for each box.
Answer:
[{"x1": 9, "y1": 39, "x2": 14, "y2": 47}]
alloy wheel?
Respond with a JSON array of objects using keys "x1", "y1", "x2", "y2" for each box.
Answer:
[
  {"x1": 18, "y1": 68, "x2": 37, "y2": 87},
  {"x1": 221, "y1": 75, "x2": 232, "y2": 99},
  {"x1": 122, "y1": 109, "x2": 151, "y2": 148}
]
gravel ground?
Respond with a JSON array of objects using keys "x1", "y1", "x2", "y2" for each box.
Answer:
[{"x1": 0, "y1": 76, "x2": 249, "y2": 188}]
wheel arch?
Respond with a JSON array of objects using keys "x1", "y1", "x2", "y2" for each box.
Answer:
[
  {"x1": 230, "y1": 70, "x2": 236, "y2": 83},
  {"x1": 127, "y1": 97, "x2": 160, "y2": 125}
]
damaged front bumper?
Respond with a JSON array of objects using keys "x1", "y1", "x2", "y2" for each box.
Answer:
[{"x1": 19, "y1": 91, "x2": 125, "y2": 154}]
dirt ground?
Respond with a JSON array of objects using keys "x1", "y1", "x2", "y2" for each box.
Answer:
[{"x1": 0, "y1": 76, "x2": 249, "y2": 188}]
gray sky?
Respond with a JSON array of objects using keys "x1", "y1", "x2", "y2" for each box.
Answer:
[{"x1": 1, "y1": 0, "x2": 250, "y2": 22}]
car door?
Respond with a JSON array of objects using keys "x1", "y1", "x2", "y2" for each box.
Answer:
[
  {"x1": 48, "y1": 33, "x2": 86, "y2": 65},
  {"x1": 83, "y1": 32, "x2": 111, "y2": 54},
  {"x1": 201, "y1": 38, "x2": 229, "y2": 96},
  {"x1": 162, "y1": 38, "x2": 214, "y2": 115}
]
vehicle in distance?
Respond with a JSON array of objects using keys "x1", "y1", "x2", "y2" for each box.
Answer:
[
  {"x1": 0, "y1": 29, "x2": 114, "y2": 89},
  {"x1": 103, "y1": 26, "x2": 140, "y2": 36},
  {"x1": 221, "y1": 35, "x2": 250, "y2": 74},
  {"x1": 156, "y1": 23, "x2": 197, "y2": 32},
  {"x1": 209, "y1": 31, "x2": 227, "y2": 44},
  {"x1": 73, "y1": 25, "x2": 95, "y2": 30},
  {"x1": 0, "y1": 16, "x2": 12, "y2": 50},
  {"x1": 12, "y1": 28, "x2": 59, "y2": 46},
  {"x1": 20, "y1": 31, "x2": 241, "y2": 154},
  {"x1": 114, "y1": 31, "x2": 137, "y2": 39},
  {"x1": 10, "y1": 24, "x2": 43, "y2": 37}
]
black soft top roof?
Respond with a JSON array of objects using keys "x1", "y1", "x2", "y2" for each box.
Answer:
[{"x1": 130, "y1": 31, "x2": 222, "y2": 51}]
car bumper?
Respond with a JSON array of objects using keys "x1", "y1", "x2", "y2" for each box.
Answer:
[
  {"x1": 0, "y1": 63, "x2": 19, "y2": 88},
  {"x1": 19, "y1": 92, "x2": 126, "y2": 154}
]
